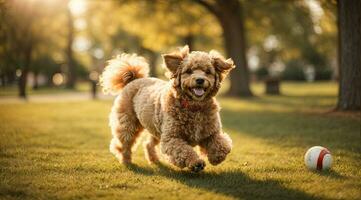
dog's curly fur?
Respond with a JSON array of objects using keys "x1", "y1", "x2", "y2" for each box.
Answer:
[{"x1": 100, "y1": 46, "x2": 234, "y2": 172}]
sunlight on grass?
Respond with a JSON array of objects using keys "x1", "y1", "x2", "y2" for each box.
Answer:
[
  {"x1": 0, "y1": 82, "x2": 360, "y2": 200},
  {"x1": 251, "y1": 81, "x2": 338, "y2": 97}
]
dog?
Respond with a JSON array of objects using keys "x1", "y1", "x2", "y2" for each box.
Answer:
[{"x1": 100, "y1": 45, "x2": 234, "y2": 172}]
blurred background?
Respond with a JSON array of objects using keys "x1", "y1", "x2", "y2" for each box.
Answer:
[
  {"x1": 1, "y1": 1, "x2": 361, "y2": 199},
  {"x1": 0, "y1": 0, "x2": 359, "y2": 110}
]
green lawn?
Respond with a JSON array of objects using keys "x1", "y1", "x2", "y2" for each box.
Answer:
[{"x1": 0, "y1": 82, "x2": 360, "y2": 200}]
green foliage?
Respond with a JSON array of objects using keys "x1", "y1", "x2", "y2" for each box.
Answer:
[
  {"x1": 31, "y1": 54, "x2": 60, "y2": 76},
  {"x1": 0, "y1": 0, "x2": 339, "y2": 90},
  {"x1": 74, "y1": 59, "x2": 89, "y2": 79},
  {"x1": 0, "y1": 0, "x2": 69, "y2": 86},
  {"x1": 245, "y1": 0, "x2": 337, "y2": 73},
  {"x1": 255, "y1": 67, "x2": 269, "y2": 80},
  {"x1": 282, "y1": 60, "x2": 305, "y2": 81},
  {"x1": 315, "y1": 67, "x2": 333, "y2": 80}
]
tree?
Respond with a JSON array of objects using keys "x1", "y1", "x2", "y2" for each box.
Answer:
[
  {"x1": 1, "y1": 0, "x2": 69, "y2": 96},
  {"x1": 1, "y1": 0, "x2": 40, "y2": 98},
  {"x1": 245, "y1": 1, "x2": 336, "y2": 79},
  {"x1": 111, "y1": 0, "x2": 223, "y2": 77},
  {"x1": 194, "y1": 0, "x2": 252, "y2": 96},
  {"x1": 65, "y1": 1, "x2": 76, "y2": 89},
  {"x1": 336, "y1": 0, "x2": 361, "y2": 111}
]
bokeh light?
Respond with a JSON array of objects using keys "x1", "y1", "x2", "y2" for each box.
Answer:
[{"x1": 52, "y1": 73, "x2": 64, "y2": 86}]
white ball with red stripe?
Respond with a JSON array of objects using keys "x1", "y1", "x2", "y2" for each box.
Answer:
[{"x1": 304, "y1": 146, "x2": 332, "y2": 170}]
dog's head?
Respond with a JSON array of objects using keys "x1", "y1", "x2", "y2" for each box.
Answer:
[{"x1": 163, "y1": 45, "x2": 235, "y2": 101}]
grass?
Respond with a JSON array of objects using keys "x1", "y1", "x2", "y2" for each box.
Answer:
[{"x1": 0, "y1": 82, "x2": 360, "y2": 200}]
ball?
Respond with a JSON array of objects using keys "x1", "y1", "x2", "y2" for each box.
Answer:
[{"x1": 304, "y1": 146, "x2": 332, "y2": 170}]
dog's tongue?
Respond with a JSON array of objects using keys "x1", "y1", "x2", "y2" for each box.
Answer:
[{"x1": 193, "y1": 88, "x2": 205, "y2": 96}]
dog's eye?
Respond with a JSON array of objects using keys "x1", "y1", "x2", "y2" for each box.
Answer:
[
  {"x1": 185, "y1": 69, "x2": 192, "y2": 74},
  {"x1": 206, "y1": 69, "x2": 212, "y2": 74}
]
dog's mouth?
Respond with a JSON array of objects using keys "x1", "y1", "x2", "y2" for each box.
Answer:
[
  {"x1": 182, "y1": 80, "x2": 211, "y2": 100},
  {"x1": 191, "y1": 87, "x2": 206, "y2": 98}
]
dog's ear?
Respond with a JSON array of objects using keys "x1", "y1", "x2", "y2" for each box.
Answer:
[
  {"x1": 209, "y1": 50, "x2": 235, "y2": 73},
  {"x1": 162, "y1": 45, "x2": 189, "y2": 75},
  {"x1": 208, "y1": 50, "x2": 234, "y2": 97},
  {"x1": 214, "y1": 57, "x2": 235, "y2": 72},
  {"x1": 162, "y1": 54, "x2": 183, "y2": 74}
]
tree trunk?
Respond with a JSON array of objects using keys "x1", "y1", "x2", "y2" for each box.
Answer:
[
  {"x1": 195, "y1": 0, "x2": 252, "y2": 97},
  {"x1": 140, "y1": 47, "x2": 158, "y2": 77},
  {"x1": 337, "y1": 0, "x2": 361, "y2": 111},
  {"x1": 265, "y1": 77, "x2": 280, "y2": 95},
  {"x1": 0, "y1": 73, "x2": 5, "y2": 87},
  {"x1": 6, "y1": 70, "x2": 16, "y2": 85},
  {"x1": 32, "y1": 70, "x2": 39, "y2": 90},
  {"x1": 46, "y1": 74, "x2": 54, "y2": 87},
  {"x1": 18, "y1": 44, "x2": 32, "y2": 99},
  {"x1": 91, "y1": 80, "x2": 97, "y2": 99},
  {"x1": 66, "y1": 6, "x2": 76, "y2": 89},
  {"x1": 184, "y1": 33, "x2": 194, "y2": 51},
  {"x1": 148, "y1": 51, "x2": 158, "y2": 77},
  {"x1": 18, "y1": 70, "x2": 28, "y2": 99}
]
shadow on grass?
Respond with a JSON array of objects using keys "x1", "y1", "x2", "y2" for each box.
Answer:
[
  {"x1": 125, "y1": 163, "x2": 324, "y2": 200},
  {"x1": 221, "y1": 95, "x2": 337, "y2": 111},
  {"x1": 220, "y1": 107, "x2": 361, "y2": 153},
  {"x1": 255, "y1": 95, "x2": 336, "y2": 108}
]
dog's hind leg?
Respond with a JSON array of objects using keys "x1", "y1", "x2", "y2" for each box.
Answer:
[
  {"x1": 143, "y1": 134, "x2": 160, "y2": 164},
  {"x1": 109, "y1": 96, "x2": 143, "y2": 164}
]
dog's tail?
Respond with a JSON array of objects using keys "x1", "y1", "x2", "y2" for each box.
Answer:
[{"x1": 100, "y1": 53, "x2": 149, "y2": 95}]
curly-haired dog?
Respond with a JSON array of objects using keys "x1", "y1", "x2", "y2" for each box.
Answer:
[{"x1": 100, "y1": 46, "x2": 234, "y2": 172}]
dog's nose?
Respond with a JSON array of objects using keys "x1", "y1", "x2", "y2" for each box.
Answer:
[{"x1": 196, "y1": 78, "x2": 204, "y2": 85}]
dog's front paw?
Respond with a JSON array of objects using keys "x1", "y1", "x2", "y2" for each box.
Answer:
[
  {"x1": 189, "y1": 159, "x2": 206, "y2": 173},
  {"x1": 208, "y1": 152, "x2": 228, "y2": 166}
]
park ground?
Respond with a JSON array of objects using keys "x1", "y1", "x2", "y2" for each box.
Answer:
[{"x1": 0, "y1": 82, "x2": 360, "y2": 200}]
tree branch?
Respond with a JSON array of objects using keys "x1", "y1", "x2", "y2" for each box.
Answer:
[{"x1": 193, "y1": 0, "x2": 219, "y2": 17}]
